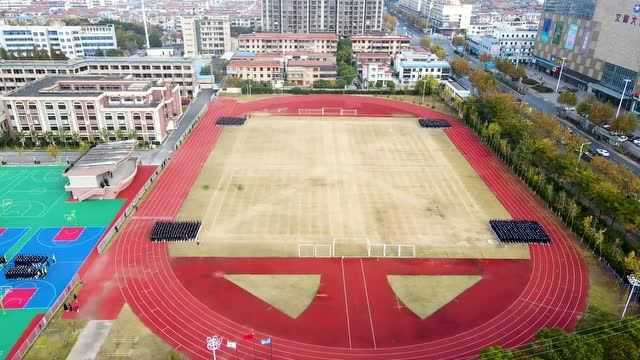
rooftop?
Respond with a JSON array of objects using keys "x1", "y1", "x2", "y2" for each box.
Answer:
[
  {"x1": 238, "y1": 32, "x2": 338, "y2": 41},
  {"x1": 351, "y1": 35, "x2": 411, "y2": 41},
  {"x1": 3, "y1": 75, "x2": 160, "y2": 98},
  {"x1": 66, "y1": 140, "x2": 136, "y2": 176}
]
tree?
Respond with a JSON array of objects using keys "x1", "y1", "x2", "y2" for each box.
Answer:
[
  {"x1": 452, "y1": 36, "x2": 465, "y2": 47},
  {"x1": 383, "y1": 14, "x2": 397, "y2": 32},
  {"x1": 46, "y1": 144, "x2": 59, "y2": 162},
  {"x1": 451, "y1": 58, "x2": 471, "y2": 77},
  {"x1": 624, "y1": 251, "x2": 640, "y2": 275},
  {"x1": 479, "y1": 346, "x2": 514, "y2": 360},
  {"x1": 611, "y1": 113, "x2": 638, "y2": 134},
  {"x1": 420, "y1": 36, "x2": 432, "y2": 50},
  {"x1": 588, "y1": 101, "x2": 614, "y2": 125},
  {"x1": 558, "y1": 91, "x2": 577, "y2": 107},
  {"x1": 470, "y1": 70, "x2": 497, "y2": 95}
]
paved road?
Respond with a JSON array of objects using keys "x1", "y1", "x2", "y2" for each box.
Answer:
[{"x1": 0, "y1": 89, "x2": 215, "y2": 166}]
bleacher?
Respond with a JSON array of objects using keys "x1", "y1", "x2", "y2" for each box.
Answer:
[
  {"x1": 418, "y1": 118, "x2": 451, "y2": 128},
  {"x1": 489, "y1": 220, "x2": 550, "y2": 244},
  {"x1": 150, "y1": 221, "x2": 202, "y2": 242},
  {"x1": 216, "y1": 117, "x2": 247, "y2": 126}
]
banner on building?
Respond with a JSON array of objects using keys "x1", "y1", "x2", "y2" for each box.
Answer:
[
  {"x1": 540, "y1": 18, "x2": 552, "y2": 43},
  {"x1": 553, "y1": 22, "x2": 564, "y2": 45},
  {"x1": 564, "y1": 24, "x2": 579, "y2": 49}
]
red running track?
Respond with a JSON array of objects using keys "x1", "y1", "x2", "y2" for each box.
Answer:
[{"x1": 113, "y1": 95, "x2": 587, "y2": 359}]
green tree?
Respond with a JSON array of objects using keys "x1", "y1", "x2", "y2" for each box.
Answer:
[
  {"x1": 558, "y1": 91, "x2": 577, "y2": 107},
  {"x1": 479, "y1": 346, "x2": 514, "y2": 360},
  {"x1": 383, "y1": 14, "x2": 397, "y2": 32},
  {"x1": 588, "y1": 101, "x2": 614, "y2": 125},
  {"x1": 46, "y1": 144, "x2": 59, "y2": 162},
  {"x1": 611, "y1": 113, "x2": 638, "y2": 134},
  {"x1": 470, "y1": 70, "x2": 497, "y2": 95}
]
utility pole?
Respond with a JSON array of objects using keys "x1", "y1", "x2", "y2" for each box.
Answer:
[
  {"x1": 616, "y1": 79, "x2": 632, "y2": 118},
  {"x1": 141, "y1": 0, "x2": 150, "y2": 49},
  {"x1": 622, "y1": 274, "x2": 640, "y2": 319},
  {"x1": 555, "y1": 57, "x2": 566, "y2": 93}
]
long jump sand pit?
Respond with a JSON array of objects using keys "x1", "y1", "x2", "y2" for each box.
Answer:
[{"x1": 170, "y1": 115, "x2": 529, "y2": 259}]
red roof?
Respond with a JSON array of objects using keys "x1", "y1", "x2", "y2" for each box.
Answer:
[
  {"x1": 228, "y1": 60, "x2": 283, "y2": 68},
  {"x1": 351, "y1": 35, "x2": 410, "y2": 41},
  {"x1": 238, "y1": 32, "x2": 338, "y2": 41}
]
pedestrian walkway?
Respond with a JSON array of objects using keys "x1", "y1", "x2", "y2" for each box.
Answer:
[{"x1": 66, "y1": 320, "x2": 113, "y2": 360}]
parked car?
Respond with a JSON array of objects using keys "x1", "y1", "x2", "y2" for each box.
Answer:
[{"x1": 594, "y1": 148, "x2": 611, "y2": 157}]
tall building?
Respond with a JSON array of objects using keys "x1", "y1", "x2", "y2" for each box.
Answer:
[
  {"x1": 0, "y1": 25, "x2": 117, "y2": 59},
  {"x1": 426, "y1": 0, "x2": 473, "y2": 35},
  {"x1": 238, "y1": 33, "x2": 338, "y2": 53},
  {"x1": 533, "y1": 0, "x2": 640, "y2": 113},
  {"x1": 182, "y1": 16, "x2": 232, "y2": 57},
  {"x1": 261, "y1": 0, "x2": 384, "y2": 35}
]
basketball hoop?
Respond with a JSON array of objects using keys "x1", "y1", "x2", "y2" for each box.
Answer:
[{"x1": 206, "y1": 336, "x2": 222, "y2": 360}]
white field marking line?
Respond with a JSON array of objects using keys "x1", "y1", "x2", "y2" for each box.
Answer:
[
  {"x1": 340, "y1": 257, "x2": 353, "y2": 349},
  {"x1": 359, "y1": 258, "x2": 377, "y2": 349}
]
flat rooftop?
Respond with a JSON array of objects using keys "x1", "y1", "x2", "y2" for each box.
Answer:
[
  {"x1": 4, "y1": 76, "x2": 159, "y2": 98},
  {"x1": 66, "y1": 140, "x2": 136, "y2": 176}
]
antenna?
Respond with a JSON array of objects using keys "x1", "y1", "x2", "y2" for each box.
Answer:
[{"x1": 141, "y1": 0, "x2": 151, "y2": 49}]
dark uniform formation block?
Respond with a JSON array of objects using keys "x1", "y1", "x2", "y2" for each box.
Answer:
[
  {"x1": 490, "y1": 220, "x2": 550, "y2": 244},
  {"x1": 150, "y1": 221, "x2": 202, "y2": 242},
  {"x1": 216, "y1": 117, "x2": 246, "y2": 126},
  {"x1": 4, "y1": 254, "x2": 52, "y2": 280},
  {"x1": 418, "y1": 119, "x2": 451, "y2": 128}
]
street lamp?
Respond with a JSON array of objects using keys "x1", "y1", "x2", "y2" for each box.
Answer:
[
  {"x1": 577, "y1": 141, "x2": 591, "y2": 168},
  {"x1": 555, "y1": 57, "x2": 566, "y2": 93},
  {"x1": 616, "y1": 79, "x2": 632, "y2": 118},
  {"x1": 206, "y1": 336, "x2": 223, "y2": 360},
  {"x1": 622, "y1": 274, "x2": 640, "y2": 319}
]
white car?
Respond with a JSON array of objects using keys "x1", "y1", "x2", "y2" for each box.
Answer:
[
  {"x1": 617, "y1": 135, "x2": 628, "y2": 142},
  {"x1": 634, "y1": 139, "x2": 640, "y2": 146},
  {"x1": 595, "y1": 148, "x2": 610, "y2": 157}
]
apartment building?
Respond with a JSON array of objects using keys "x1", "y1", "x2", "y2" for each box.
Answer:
[
  {"x1": 237, "y1": 33, "x2": 338, "y2": 53},
  {"x1": 466, "y1": 23, "x2": 537, "y2": 64},
  {"x1": 287, "y1": 59, "x2": 337, "y2": 87},
  {"x1": 227, "y1": 56, "x2": 285, "y2": 84},
  {"x1": 261, "y1": 0, "x2": 384, "y2": 36},
  {"x1": 533, "y1": 0, "x2": 639, "y2": 112},
  {"x1": 182, "y1": 16, "x2": 232, "y2": 57},
  {"x1": 351, "y1": 35, "x2": 411, "y2": 55},
  {"x1": 425, "y1": 0, "x2": 472, "y2": 35},
  {"x1": 394, "y1": 49, "x2": 451, "y2": 87},
  {"x1": 0, "y1": 57, "x2": 198, "y2": 98},
  {"x1": 0, "y1": 24, "x2": 117, "y2": 59},
  {"x1": 1, "y1": 76, "x2": 182, "y2": 144}
]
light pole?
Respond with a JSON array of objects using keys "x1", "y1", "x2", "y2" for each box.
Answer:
[
  {"x1": 577, "y1": 141, "x2": 591, "y2": 168},
  {"x1": 622, "y1": 274, "x2": 640, "y2": 319},
  {"x1": 616, "y1": 79, "x2": 632, "y2": 118},
  {"x1": 555, "y1": 57, "x2": 566, "y2": 93},
  {"x1": 207, "y1": 336, "x2": 222, "y2": 360}
]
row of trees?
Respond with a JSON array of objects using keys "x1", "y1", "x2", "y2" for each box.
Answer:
[
  {"x1": 466, "y1": 69, "x2": 640, "y2": 278},
  {"x1": 223, "y1": 78, "x2": 273, "y2": 94},
  {"x1": 313, "y1": 79, "x2": 348, "y2": 89},
  {"x1": 480, "y1": 318, "x2": 640, "y2": 360},
  {"x1": 0, "y1": 128, "x2": 140, "y2": 150},
  {"x1": 419, "y1": 36, "x2": 447, "y2": 60},
  {"x1": 575, "y1": 97, "x2": 638, "y2": 134},
  {"x1": 495, "y1": 59, "x2": 527, "y2": 80},
  {"x1": 97, "y1": 20, "x2": 162, "y2": 53},
  {"x1": 0, "y1": 47, "x2": 67, "y2": 61}
]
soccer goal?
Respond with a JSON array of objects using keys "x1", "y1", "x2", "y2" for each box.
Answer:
[
  {"x1": 298, "y1": 108, "x2": 323, "y2": 116},
  {"x1": 340, "y1": 109, "x2": 358, "y2": 116},
  {"x1": 367, "y1": 243, "x2": 416, "y2": 258},
  {"x1": 298, "y1": 243, "x2": 334, "y2": 257},
  {"x1": 64, "y1": 210, "x2": 77, "y2": 225}
]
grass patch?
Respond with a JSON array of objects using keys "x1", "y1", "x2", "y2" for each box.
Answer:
[
  {"x1": 98, "y1": 304, "x2": 183, "y2": 359},
  {"x1": 387, "y1": 275, "x2": 481, "y2": 319},
  {"x1": 532, "y1": 84, "x2": 554, "y2": 93},
  {"x1": 225, "y1": 274, "x2": 321, "y2": 318},
  {"x1": 202, "y1": 184, "x2": 210, "y2": 190},
  {"x1": 24, "y1": 309, "x2": 87, "y2": 360}
]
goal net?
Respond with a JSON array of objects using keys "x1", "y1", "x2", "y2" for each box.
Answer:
[
  {"x1": 298, "y1": 243, "x2": 334, "y2": 257},
  {"x1": 367, "y1": 243, "x2": 416, "y2": 258}
]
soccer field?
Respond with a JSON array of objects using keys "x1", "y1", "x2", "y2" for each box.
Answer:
[{"x1": 171, "y1": 116, "x2": 529, "y2": 259}]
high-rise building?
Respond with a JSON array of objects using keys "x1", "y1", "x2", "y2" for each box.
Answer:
[
  {"x1": 182, "y1": 16, "x2": 232, "y2": 57},
  {"x1": 261, "y1": 0, "x2": 384, "y2": 35},
  {"x1": 0, "y1": 25, "x2": 117, "y2": 59},
  {"x1": 533, "y1": 0, "x2": 640, "y2": 113},
  {"x1": 426, "y1": 0, "x2": 473, "y2": 35}
]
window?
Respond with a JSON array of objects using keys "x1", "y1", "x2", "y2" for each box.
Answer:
[
  {"x1": 28, "y1": 102, "x2": 37, "y2": 110},
  {"x1": 57, "y1": 103, "x2": 66, "y2": 110},
  {"x1": 104, "y1": 113, "x2": 113, "y2": 121},
  {"x1": 44, "y1": 103, "x2": 53, "y2": 110},
  {"x1": 74, "y1": 102, "x2": 83, "y2": 110}
]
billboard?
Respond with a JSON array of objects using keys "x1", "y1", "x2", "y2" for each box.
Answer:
[
  {"x1": 564, "y1": 24, "x2": 579, "y2": 49},
  {"x1": 580, "y1": 29, "x2": 591, "y2": 52},
  {"x1": 540, "y1": 18, "x2": 552, "y2": 43},
  {"x1": 552, "y1": 22, "x2": 564, "y2": 45}
]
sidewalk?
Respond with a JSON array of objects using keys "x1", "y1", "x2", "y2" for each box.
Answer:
[{"x1": 525, "y1": 66, "x2": 588, "y2": 106}]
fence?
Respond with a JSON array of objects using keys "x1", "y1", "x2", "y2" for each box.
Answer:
[{"x1": 9, "y1": 96, "x2": 213, "y2": 359}]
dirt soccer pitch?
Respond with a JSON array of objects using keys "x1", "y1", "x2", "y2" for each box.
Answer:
[
  {"x1": 109, "y1": 95, "x2": 587, "y2": 360},
  {"x1": 171, "y1": 115, "x2": 528, "y2": 260}
]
